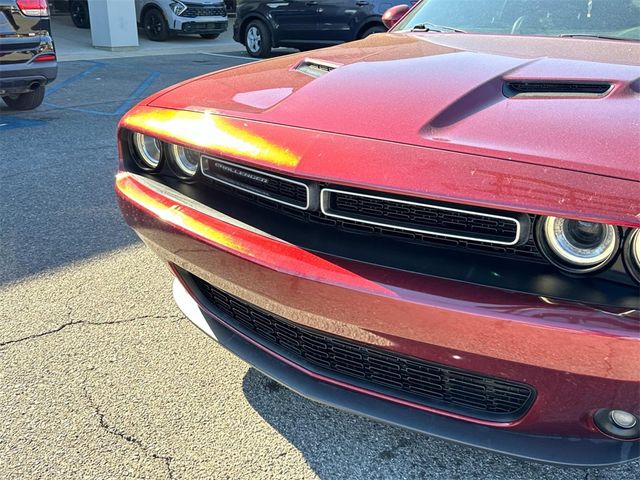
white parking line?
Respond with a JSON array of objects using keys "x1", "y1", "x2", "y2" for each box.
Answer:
[{"x1": 199, "y1": 52, "x2": 259, "y2": 61}]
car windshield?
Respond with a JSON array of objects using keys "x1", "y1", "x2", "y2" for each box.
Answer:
[{"x1": 394, "y1": 0, "x2": 640, "y2": 41}]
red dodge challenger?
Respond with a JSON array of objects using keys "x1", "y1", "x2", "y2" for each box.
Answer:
[{"x1": 116, "y1": 0, "x2": 640, "y2": 466}]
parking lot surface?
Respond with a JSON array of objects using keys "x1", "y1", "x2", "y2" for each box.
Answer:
[{"x1": 1, "y1": 53, "x2": 638, "y2": 479}]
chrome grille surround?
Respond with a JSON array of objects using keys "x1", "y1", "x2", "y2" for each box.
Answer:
[{"x1": 320, "y1": 188, "x2": 523, "y2": 246}]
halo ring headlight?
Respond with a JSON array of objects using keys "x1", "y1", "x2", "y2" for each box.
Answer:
[
  {"x1": 169, "y1": 144, "x2": 200, "y2": 178},
  {"x1": 623, "y1": 229, "x2": 640, "y2": 283},
  {"x1": 133, "y1": 132, "x2": 162, "y2": 170},
  {"x1": 536, "y1": 216, "x2": 619, "y2": 273}
]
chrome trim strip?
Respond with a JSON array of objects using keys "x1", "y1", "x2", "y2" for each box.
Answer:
[
  {"x1": 201, "y1": 156, "x2": 310, "y2": 210},
  {"x1": 320, "y1": 188, "x2": 522, "y2": 246}
]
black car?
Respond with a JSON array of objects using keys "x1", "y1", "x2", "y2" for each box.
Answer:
[
  {"x1": 0, "y1": 0, "x2": 57, "y2": 110},
  {"x1": 234, "y1": 0, "x2": 411, "y2": 57}
]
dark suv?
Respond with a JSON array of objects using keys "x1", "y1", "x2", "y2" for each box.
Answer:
[
  {"x1": 0, "y1": 0, "x2": 56, "y2": 110},
  {"x1": 234, "y1": 0, "x2": 411, "y2": 57}
]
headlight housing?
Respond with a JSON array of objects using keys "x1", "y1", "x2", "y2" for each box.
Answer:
[
  {"x1": 170, "y1": 1, "x2": 187, "y2": 15},
  {"x1": 536, "y1": 216, "x2": 619, "y2": 273},
  {"x1": 132, "y1": 132, "x2": 163, "y2": 170},
  {"x1": 623, "y1": 229, "x2": 640, "y2": 283},
  {"x1": 169, "y1": 144, "x2": 201, "y2": 178}
]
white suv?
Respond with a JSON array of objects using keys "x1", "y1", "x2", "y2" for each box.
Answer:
[
  {"x1": 137, "y1": 0, "x2": 228, "y2": 41},
  {"x1": 68, "y1": 0, "x2": 228, "y2": 41}
]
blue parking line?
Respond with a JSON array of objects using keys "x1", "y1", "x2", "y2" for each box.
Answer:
[
  {"x1": 43, "y1": 70, "x2": 160, "y2": 117},
  {"x1": 45, "y1": 61, "x2": 104, "y2": 97},
  {"x1": 114, "y1": 71, "x2": 161, "y2": 116}
]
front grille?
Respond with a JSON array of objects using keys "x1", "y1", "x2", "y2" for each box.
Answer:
[
  {"x1": 202, "y1": 157, "x2": 309, "y2": 209},
  {"x1": 322, "y1": 189, "x2": 520, "y2": 245},
  {"x1": 193, "y1": 276, "x2": 536, "y2": 421},
  {"x1": 181, "y1": 5, "x2": 227, "y2": 17}
]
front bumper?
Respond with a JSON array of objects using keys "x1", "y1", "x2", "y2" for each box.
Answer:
[
  {"x1": 169, "y1": 14, "x2": 228, "y2": 34},
  {"x1": 116, "y1": 172, "x2": 640, "y2": 466}
]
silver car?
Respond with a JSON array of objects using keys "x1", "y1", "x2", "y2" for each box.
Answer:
[
  {"x1": 137, "y1": 0, "x2": 228, "y2": 41},
  {"x1": 68, "y1": 0, "x2": 228, "y2": 41}
]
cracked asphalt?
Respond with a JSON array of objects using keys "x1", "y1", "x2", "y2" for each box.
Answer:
[{"x1": 1, "y1": 54, "x2": 639, "y2": 479}]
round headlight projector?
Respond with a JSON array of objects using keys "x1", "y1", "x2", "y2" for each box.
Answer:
[
  {"x1": 537, "y1": 216, "x2": 619, "y2": 273},
  {"x1": 169, "y1": 144, "x2": 200, "y2": 177},
  {"x1": 133, "y1": 132, "x2": 162, "y2": 170},
  {"x1": 623, "y1": 229, "x2": 640, "y2": 283}
]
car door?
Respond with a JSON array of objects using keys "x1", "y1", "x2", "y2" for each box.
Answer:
[
  {"x1": 268, "y1": 0, "x2": 319, "y2": 43},
  {"x1": 314, "y1": 0, "x2": 376, "y2": 42}
]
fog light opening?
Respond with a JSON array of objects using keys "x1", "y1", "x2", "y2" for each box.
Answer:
[{"x1": 594, "y1": 408, "x2": 640, "y2": 440}]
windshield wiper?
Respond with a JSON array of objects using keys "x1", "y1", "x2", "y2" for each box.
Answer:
[
  {"x1": 411, "y1": 22, "x2": 466, "y2": 33},
  {"x1": 559, "y1": 34, "x2": 638, "y2": 42}
]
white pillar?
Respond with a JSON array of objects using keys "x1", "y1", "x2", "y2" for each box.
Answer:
[{"x1": 89, "y1": 0, "x2": 139, "y2": 50}]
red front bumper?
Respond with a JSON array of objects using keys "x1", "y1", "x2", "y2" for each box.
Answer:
[{"x1": 116, "y1": 171, "x2": 640, "y2": 466}]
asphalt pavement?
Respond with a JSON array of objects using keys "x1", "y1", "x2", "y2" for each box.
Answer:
[{"x1": 1, "y1": 53, "x2": 639, "y2": 479}]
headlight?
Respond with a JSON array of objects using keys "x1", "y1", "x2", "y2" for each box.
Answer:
[
  {"x1": 169, "y1": 144, "x2": 200, "y2": 177},
  {"x1": 537, "y1": 216, "x2": 618, "y2": 273},
  {"x1": 623, "y1": 229, "x2": 640, "y2": 283},
  {"x1": 133, "y1": 132, "x2": 162, "y2": 170},
  {"x1": 170, "y1": 1, "x2": 187, "y2": 15}
]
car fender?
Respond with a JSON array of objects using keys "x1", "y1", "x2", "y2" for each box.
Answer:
[{"x1": 354, "y1": 15, "x2": 386, "y2": 39}]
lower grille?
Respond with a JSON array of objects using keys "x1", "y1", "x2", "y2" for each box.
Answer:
[
  {"x1": 192, "y1": 276, "x2": 536, "y2": 422},
  {"x1": 182, "y1": 22, "x2": 226, "y2": 32}
]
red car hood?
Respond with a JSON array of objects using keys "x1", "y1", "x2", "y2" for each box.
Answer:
[{"x1": 150, "y1": 33, "x2": 640, "y2": 181}]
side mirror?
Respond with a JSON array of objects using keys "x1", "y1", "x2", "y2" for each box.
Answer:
[{"x1": 382, "y1": 4, "x2": 411, "y2": 30}]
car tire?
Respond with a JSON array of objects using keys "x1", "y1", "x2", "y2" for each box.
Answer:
[
  {"x1": 69, "y1": 0, "x2": 90, "y2": 29},
  {"x1": 200, "y1": 33, "x2": 220, "y2": 40},
  {"x1": 360, "y1": 25, "x2": 386, "y2": 38},
  {"x1": 143, "y1": 8, "x2": 170, "y2": 42},
  {"x1": 244, "y1": 20, "x2": 271, "y2": 58},
  {"x1": 2, "y1": 85, "x2": 46, "y2": 111}
]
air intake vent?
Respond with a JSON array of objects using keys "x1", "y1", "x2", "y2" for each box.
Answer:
[
  {"x1": 503, "y1": 81, "x2": 612, "y2": 98},
  {"x1": 191, "y1": 275, "x2": 536, "y2": 422},
  {"x1": 294, "y1": 58, "x2": 341, "y2": 78}
]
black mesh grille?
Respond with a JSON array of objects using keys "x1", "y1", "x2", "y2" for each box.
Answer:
[
  {"x1": 327, "y1": 191, "x2": 518, "y2": 244},
  {"x1": 212, "y1": 179, "x2": 544, "y2": 262},
  {"x1": 202, "y1": 158, "x2": 308, "y2": 208},
  {"x1": 193, "y1": 276, "x2": 536, "y2": 421},
  {"x1": 281, "y1": 202, "x2": 544, "y2": 262},
  {"x1": 181, "y1": 5, "x2": 227, "y2": 17}
]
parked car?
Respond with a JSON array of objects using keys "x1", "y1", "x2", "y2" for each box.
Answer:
[
  {"x1": 116, "y1": 0, "x2": 640, "y2": 466},
  {"x1": 67, "y1": 0, "x2": 229, "y2": 41},
  {"x1": 234, "y1": 0, "x2": 413, "y2": 57},
  {"x1": 0, "y1": 0, "x2": 57, "y2": 110}
]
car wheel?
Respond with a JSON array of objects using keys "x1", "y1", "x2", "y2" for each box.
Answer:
[
  {"x1": 143, "y1": 8, "x2": 170, "y2": 42},
  {"x1": 245, "y1": 20, "x2": 271, "y2": 58},
  {"x1": 360, "y1": 25, "x2": 386, "y2": 38},
  {"x1": 69, "y1": 0, "x2": 90, "y2": 29},
  {"x1": 2, "y1": 85, "x2": 46, "y2": 111},
  {"x1": 200, "y1": 33, "x2": 220, "y2": 40}
]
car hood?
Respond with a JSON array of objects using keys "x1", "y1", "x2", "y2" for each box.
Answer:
[{"x1": 150, "y1": 33, "x2": 640, "y2": 181}]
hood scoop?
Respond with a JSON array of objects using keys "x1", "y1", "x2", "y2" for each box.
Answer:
[
  {"x1": 503, "y1": 81, "x2": 612, "y2": 98},
  {"x1": 294, "y1": 58, "x2": 341, "y2": 78}
]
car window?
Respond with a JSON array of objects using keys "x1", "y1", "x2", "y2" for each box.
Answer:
[{"x1": 395, "y1": 0, "x2": 640, "y2": 40}]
